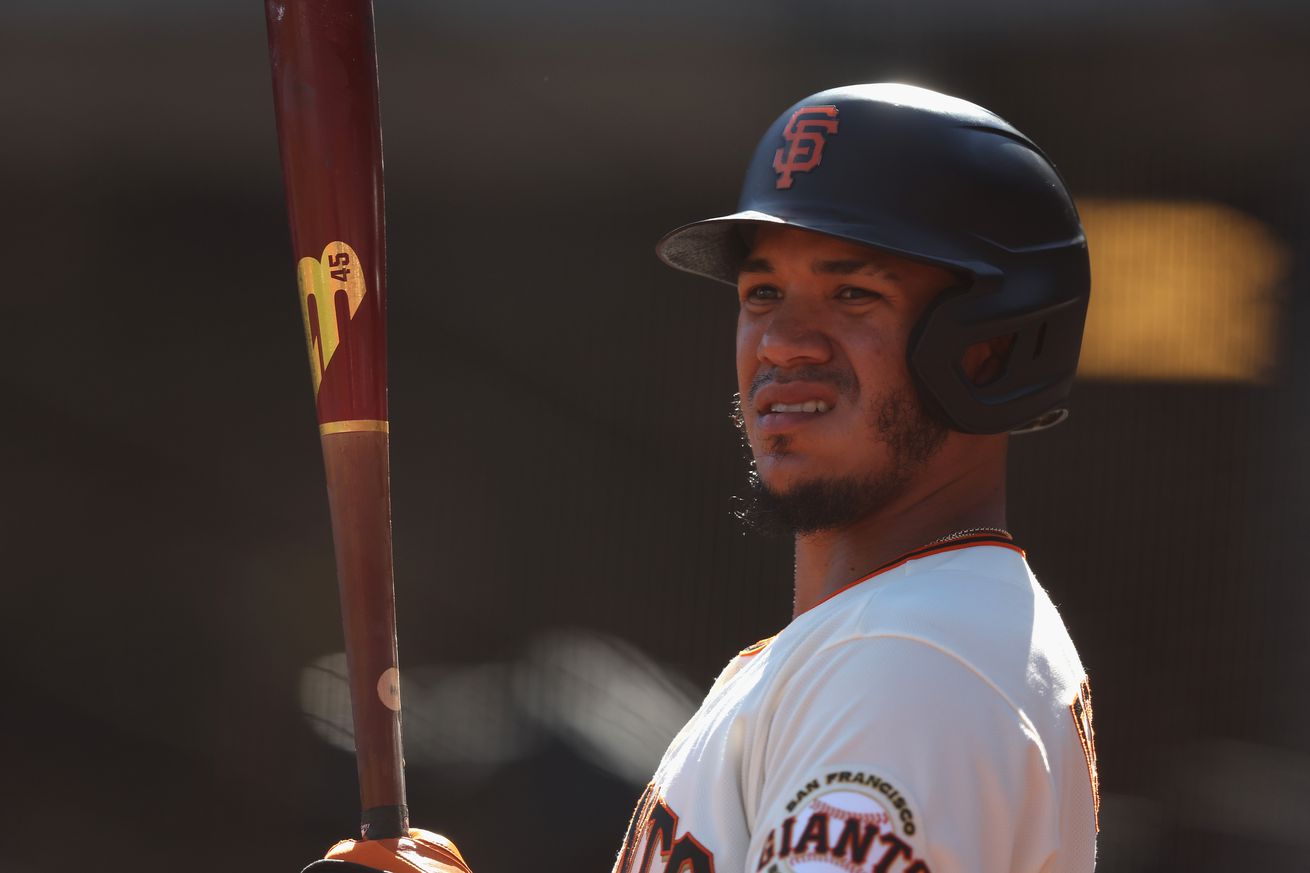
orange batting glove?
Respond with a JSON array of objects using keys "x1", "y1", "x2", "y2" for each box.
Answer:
[{"x1": 301, "y1": 829, "x2": 472, "y2": 873}]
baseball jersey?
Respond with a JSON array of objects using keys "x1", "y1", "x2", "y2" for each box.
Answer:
[{"x1": 612, "y1": 535, "x2": 1098, "y2": 873}]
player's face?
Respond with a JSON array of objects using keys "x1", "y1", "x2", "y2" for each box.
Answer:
[{"x1": 735, "y1": 226, "x2": 957, "y2": 522}]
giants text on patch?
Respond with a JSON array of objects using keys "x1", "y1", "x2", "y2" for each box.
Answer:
[{"x1": 758, "y1": 770, "x2": 929, "y2": 873}]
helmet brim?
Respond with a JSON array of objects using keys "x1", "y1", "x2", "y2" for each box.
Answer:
[
  {"x1": 656, "y1": 210, "x2": 974, "y2": 287},
  {"x1": 655, "y1": 211, "x2": 781, "y2": 286}
]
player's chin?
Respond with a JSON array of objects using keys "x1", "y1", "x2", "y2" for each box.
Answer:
[{"x1": 753, "y1": 452, "x2": 829, "y2": 494}]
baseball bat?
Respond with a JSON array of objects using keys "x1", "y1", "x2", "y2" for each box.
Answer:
[{"x1": 265, "y1": 0, "x2": 408, "y2": 841}]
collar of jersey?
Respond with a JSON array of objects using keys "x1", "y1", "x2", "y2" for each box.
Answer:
[{"x1": 737, "y1": 534, "x2": 1025, "y2": 657}]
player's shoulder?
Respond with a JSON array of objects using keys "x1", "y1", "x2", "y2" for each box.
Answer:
[
  {"x1": 743, "y1": 544, "x2": 1098, "y2": 869},
  {"x1": 841, "y1": 539, "x2": 1036, "y2": 628},
  {"x1": 832, "y1": 542, "x2": 1086, "y2": 716}
]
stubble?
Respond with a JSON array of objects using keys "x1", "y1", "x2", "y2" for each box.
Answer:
[{"x1": 733, "y1": 385, "x2": 948, "y2": 536}]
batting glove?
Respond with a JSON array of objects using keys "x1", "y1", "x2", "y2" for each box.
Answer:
[{"x1": 301, "y1": 828, "x2": 472, "y2": 873}]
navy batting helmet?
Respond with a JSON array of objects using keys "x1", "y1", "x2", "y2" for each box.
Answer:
[{"x1": 657, "y1": 83, "x2": 1090, "y2": 434}]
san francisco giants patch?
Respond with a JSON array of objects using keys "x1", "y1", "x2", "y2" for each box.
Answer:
[{"x1": 756, "y1": 767, "x2": 930, "y2": 873}]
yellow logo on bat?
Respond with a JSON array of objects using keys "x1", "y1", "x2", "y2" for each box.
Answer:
[{"x1": 297, "y1": 241, "x2": 367, "y2": 394}]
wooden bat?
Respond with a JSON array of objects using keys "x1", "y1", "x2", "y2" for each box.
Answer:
[{"x1": 264, "y1": 0, "x2": 408, "y2": 841}]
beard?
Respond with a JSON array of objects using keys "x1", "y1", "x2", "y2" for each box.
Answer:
[{"x1": 733, "y1": 383, "x2": 949, "y2": 537}]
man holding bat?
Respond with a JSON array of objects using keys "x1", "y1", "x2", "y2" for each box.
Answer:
[
  {"x1": 602, "y1": 85, "x2": 1099, "y2": 873},
  {"x1": 266, "y1": 4, "x2": 1097, "y2": 872}
]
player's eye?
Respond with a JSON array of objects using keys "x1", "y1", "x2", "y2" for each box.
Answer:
[
  {"x1": 836, "y1": 285, "x2": 884, "y2": 302},
  {"x1": 742, "y1": 284, "x2": 782, "y2": 304}
]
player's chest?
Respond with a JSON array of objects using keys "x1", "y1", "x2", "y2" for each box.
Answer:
[{"x1": 612, "y1": 653, "x2": 778, "y2": 873}]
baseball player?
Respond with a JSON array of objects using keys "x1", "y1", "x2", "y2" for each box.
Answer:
[{"x1": 305, "y1": 82, "x2": 1098, "y2": 873}]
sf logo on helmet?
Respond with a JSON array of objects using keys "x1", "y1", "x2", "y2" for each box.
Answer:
[{"x1": 772, "y1": 105, "x2": 840, "y2": 189}]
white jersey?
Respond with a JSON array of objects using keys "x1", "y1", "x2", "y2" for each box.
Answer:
[{"x1": 612, "y1": 536, "x2": 1098, "y2": 873}]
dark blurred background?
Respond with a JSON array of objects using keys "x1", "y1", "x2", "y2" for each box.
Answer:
[{"x1": 3, "y1": 1, "x2": 1309, "y2": 871}]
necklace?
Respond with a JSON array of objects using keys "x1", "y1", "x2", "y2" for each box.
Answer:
[{"x1": 925, "y1": 526, "x2": 1013, "y2": 547}]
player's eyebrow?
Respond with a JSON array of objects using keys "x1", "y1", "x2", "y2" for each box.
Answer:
[
  {"x1": 738, "y1": 256, "x2": 903, "y2": 281},
  {"x1": 813, "y1": 258, "x2": 900, "y2": 280}
]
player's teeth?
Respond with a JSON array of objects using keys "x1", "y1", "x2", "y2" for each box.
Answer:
[{"x1": 768, "y1": 402, "x2": 829, "y2": 413}]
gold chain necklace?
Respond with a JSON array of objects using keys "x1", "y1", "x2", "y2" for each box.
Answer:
[{"x1": 925, "y1": 527, "x2": 1013, "y2": 547}]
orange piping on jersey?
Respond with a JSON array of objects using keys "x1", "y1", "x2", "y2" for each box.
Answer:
[
  {"x1": 736, "y1": 536, "x2": 1026, "y2": 657},
  {"x1": 808, "y1": 535, "x2": 1026, "y2": 615},
  {"x1": 738, "y1": 635, "x2": 777, "y2": 657}
]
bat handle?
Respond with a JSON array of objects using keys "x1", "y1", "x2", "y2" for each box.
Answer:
[
  {"x1": 361, "y1": 805, "x2": 410, "y2": 842},
  {"x1": 321, "y1": 429, "x2": 409, "y2": 840}
]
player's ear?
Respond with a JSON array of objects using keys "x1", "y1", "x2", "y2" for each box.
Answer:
[{"x1": 961, "y1": 333, "x2": 1016, "y2": 387}]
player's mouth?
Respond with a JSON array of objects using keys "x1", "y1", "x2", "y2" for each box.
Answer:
[
  {"x1": 767, "y1": 401, "x2": 831, "y2": 414},
  {"x1": 754, "y1": 387, "x2": 839, "y2": 435}
]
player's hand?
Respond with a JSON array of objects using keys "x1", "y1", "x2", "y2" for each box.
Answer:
[{"x1": 301, "y1": 828, "x2": 473, "y2": 873}]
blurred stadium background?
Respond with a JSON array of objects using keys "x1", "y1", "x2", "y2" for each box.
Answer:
[{"x1": 3, "y1": 1, "x2": 1308, "y2": 870}]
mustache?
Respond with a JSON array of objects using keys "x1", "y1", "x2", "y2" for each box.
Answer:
[{"x1": 746, "y1": 366, "x2": 858, "y2": 403}]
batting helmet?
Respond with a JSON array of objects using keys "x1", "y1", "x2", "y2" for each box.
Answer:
[{"x1": 656, "y1": 83, "x2": 1090, "y2": 434}]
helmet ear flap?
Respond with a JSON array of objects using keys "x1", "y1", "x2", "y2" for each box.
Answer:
[
  {"x1": 911, "y1": 262, "x2": 1084, "y2": 432},
  {"x1": 906, "y1": 280, "x2": 976, "y2": 432},
  {"x1": 1011, "y1": 407, "x2": 1070, "y2": 434},
  {"x1": 959, "y1": 330, "x2": 1018, "y2": 389},
  {"x1": 910, "y1": 266, "x2": 1084, "y2": 435}
]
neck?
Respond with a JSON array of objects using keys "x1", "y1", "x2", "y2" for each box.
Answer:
[{"x1": 791, "y1": 435, "x2": 1008, "y2": 617}]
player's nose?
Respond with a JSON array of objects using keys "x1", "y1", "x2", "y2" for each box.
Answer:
[{"x1": 756, "y1": 307, "x2": 833, "y2": 369}]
